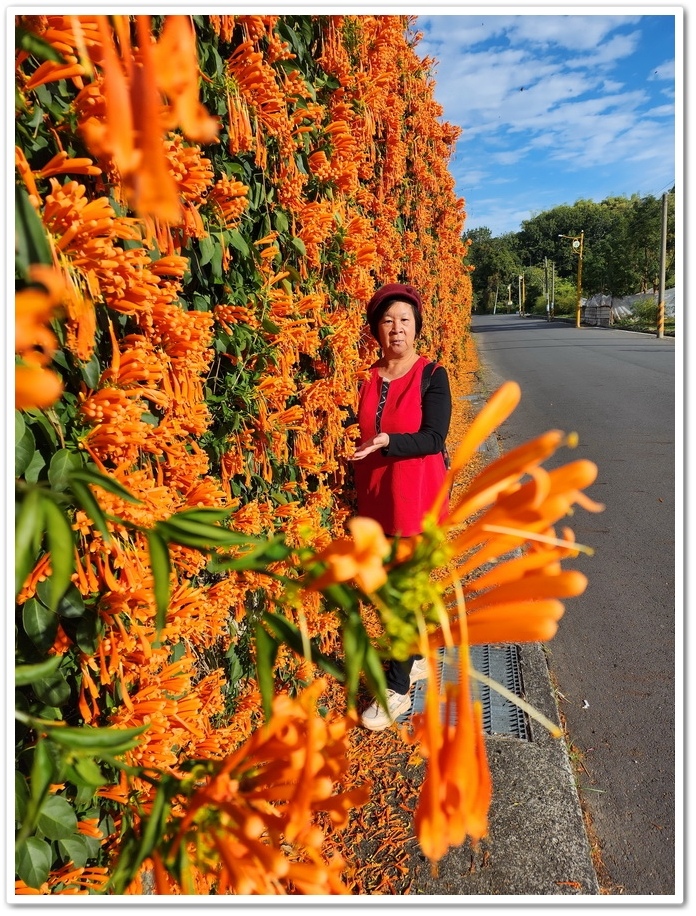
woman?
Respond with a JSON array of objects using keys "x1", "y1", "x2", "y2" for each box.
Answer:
[{"x1": 351, "y1": 282, "x2": 452, "y2": 731}]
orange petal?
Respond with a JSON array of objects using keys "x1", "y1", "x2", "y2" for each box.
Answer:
[
  {"x1": 465, "y1": 569, "x2": 588, "y2": 610},
  {"x1": 152, "y1": 16, "x2": 219, "y2": 143},
  {"x1": 15, "y1": 365, "x2": 63, "y2": 410},
  {"x1": 429, "y1": 380, "x2": 521, "y2": 518}
]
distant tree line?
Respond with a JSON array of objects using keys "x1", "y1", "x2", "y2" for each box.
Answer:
[{"x1": 464, "y1": 190, "x2": 676, "y2": 315}]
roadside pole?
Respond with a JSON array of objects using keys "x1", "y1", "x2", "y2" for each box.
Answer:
[
  {"x1": 657, "y1": 192, "x2": 668, "y2": 339},
  {"x1": 559, "y1": 231, "x2": 584, "y2": 327}
]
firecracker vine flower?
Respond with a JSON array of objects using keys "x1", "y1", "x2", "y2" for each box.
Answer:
[
  {"x1": 310, "y1": 516, "x2": 391, "y2": 594},
  {"x1": 15, "y1": 266, "x2": 68, "y2": 410},
  {"x1": 167, "y1": 680, "x2": 369, "y2": 894}
]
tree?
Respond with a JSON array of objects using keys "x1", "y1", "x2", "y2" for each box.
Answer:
[
  {"x1": 464, "y1": 228, "x2": 523, "y2": 312},
  {"x1": 511, "y1": 193, "x2": 676, "y2": 299}
]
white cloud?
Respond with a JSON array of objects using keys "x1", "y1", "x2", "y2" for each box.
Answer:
[
  {"x1": 650, "y1": 58, "x2": 676, "y2": 81},
  {"x1": 415, "y1": 12, "x2": 677, "y2": 234}
]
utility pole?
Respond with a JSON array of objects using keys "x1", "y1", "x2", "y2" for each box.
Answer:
[
  {"x1": 544, "y1": 258, "x2": 550, "y2": 321},
  {"x1": 551, "y1": 260, "x2": 555, "y2": 319},
  {"x1": 559, "y1": 231, "x2": 584, "y2": 327},
  {"x1": 656, "y1": 192, "x2": 668, "y2": 338}
]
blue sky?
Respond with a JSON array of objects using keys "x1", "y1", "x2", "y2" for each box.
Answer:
[{"x1": 413, "y1": 9, "x2": 679, "y2": 237}]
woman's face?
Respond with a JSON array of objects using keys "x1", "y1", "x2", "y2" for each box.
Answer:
[{"x1": 377, "y1": 300, "x2": 418, "y2": 357}]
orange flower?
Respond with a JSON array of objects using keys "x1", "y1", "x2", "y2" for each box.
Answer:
[
  {"x1": 15, "y1": 266, "x2": 69, "y2": 410},
  {"x1": 170, "y1": 680, "x2": 369, "y2": 895},
  {"x1": 310, "y1": 517, "x2": 391, "y2": 593},
  {"x1": 34, "y1": 150, "x2": 102, "y2": 180},
  {"x1": 420, "y1": 381, "x2": 605, "y2": 650},
  {"x1": 15, "y1": 364, "x2": 64, "y2": 411},
  {"x1": 411, "y1": 643, "x2": 491, "y2": 863},
  {"x1": 128, "y1": 16, "x2": 181, "y2": 224},
  {"x1": 151, "y1": 15, "x2": 220, "y2": 144}
]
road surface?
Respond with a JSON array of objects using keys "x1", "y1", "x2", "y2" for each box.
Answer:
[{"x1": 470, "y1": 313, "x2": 678, "y2": 897}]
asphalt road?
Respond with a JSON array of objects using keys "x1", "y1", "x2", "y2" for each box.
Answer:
[{"x1": 470, "y1": 313, "x2": 678, "y2": 897}]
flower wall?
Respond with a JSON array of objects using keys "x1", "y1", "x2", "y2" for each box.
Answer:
[{"x1": 15, "y1": 13, "x2": 474, "y2": 893}]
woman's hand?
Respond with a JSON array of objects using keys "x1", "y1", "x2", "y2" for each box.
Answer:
[{"x1": 351, "y1": 432, "x2": 389, "y2": 461}]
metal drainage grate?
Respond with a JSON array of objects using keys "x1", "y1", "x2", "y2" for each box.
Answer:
[{"x1": 401, "y1": 644, "x2": 530, "y2": 740}]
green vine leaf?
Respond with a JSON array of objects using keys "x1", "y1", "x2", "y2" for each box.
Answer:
[
  {"x1": 42, "y1": 496, "x2": 75, "y2": 610},
  {"x1": 35, "y1": 794, "x2": 78, "y2": 841},
  {"x1": 15, "y1": 184, "x2": 52, "y2": 273},
  {"x1": 16, "y1": 28, "x2": 66, "y2": 62},
  {"x1": 146, "y1": 529, "x2": 171, "y2": 637},
  {"x1": 15, "y1": 836, "x2": 52, "y2": 890}
]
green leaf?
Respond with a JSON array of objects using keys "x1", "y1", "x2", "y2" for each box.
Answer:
[
  {"x1": 362, "y1": 641, "x2": 388, "y2": 711},
  {"x1": 16, "y1": 489, "x2": 45, "y2": 597},
  {"x1": 70, "y1": 613, "x2": 101, "y2": 655},
  {"x1": 15, "y1": 772, "x2": 31, "y2": 823},
  {"x1": 21, "y1": 408, "x2": 58, "y2": 447},
  {"x1": 55, "y1": 583, "x2": 86, "y2": 619},
  {"x1": 16, "y1": 27, "x2": 66, "y2": 62},
  {"x1": 22, "y1": 597, "x2": 58, "y2": 653},
  {"x1": 273, "y1": 210, "x2": 289, "y2": 234},
  {"x1": 42, "y1": 496, "x2": 75, "y2": 610},
  {"x1": 155, "y1": 515, "x2": 258, "y2": 550},
  {"x1": 262, "y1": 611, "x2": 345, "y2": 681},
  {"x1": 57, "y1": 835, "x2": 92, "y2": 869},
  {"x1": 137, "y1": 781, "x2": 174, "y2": 867},
  {"x1": 68, "y1": 479, "x2": 111, "y2": 541},
  {"x1": 16, "y1": 425, "x2": 36, "y2": 477},
  {"x1": 65, "y1": 755, "x2": 106, "y2": 789},
  {"x1": 290, "y1": 236, "x2": 307, "y2": 256},
  {"x1": 69, "y1": 467, "x2": 142, "y2": 503},
  {"x1": 36, "y1": 794, "x2": 78, "y2": 841},
  {"x1": 198, "y1": 234, "x2": 215, "y2": 266},
  {"x1": 210, "y1": 235, "x2": 223, "y2": 280},
  {"x1": 341, "y1": 611, "x2": 382, "y2": 709},
  {"x1": 228, "y1": 229, "x2": 250, "y2": 256},
  {"x1": 254, "y1": 622, "x2": 279, "y2": 721},
  {"x1": 45, "y1": 722, "x2": 149, "y2": 755},
  {"x1": 146, "y1": 529, "x2": 171, "y2": 636},
  {"x1": 23, "y1": 447, "x2": 46, "y2": 484},
  {"x1": 261, "y1": 317, "x2": 280, "y2": 334},
  {"x1": 33, "y1": 670, "x2": 70, "y2": 707},
  {"x1": 15, "y1": 409, "x2": 26, "y2": 442},
  {"x1": 80, "y1": 353, "x2": 101, "y2": 388},
  {"x1": 15, "y1": 836, "x2": 52, "y2": 890},
  {"x1": 15, "y1": 655, "x2": 62, "y2": 686},
  {"x1": 16, "y1": 738, "x2": 57, "y2": 847},
  {"x1": 168, "y1": 507, "x2": 232, "y2": 525},
  {"x1": 15, "y1": 184, "x2": 52, "y2": 271},
  {"x1": 29, "y1": 738, "x2": 56, "y2": 806},
  {"x1": 47, "y1": 449, "x2": 83, "y2": 491}
]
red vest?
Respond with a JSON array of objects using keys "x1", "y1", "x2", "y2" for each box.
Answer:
[{"x1": 354, "y1": 356, "x2": 448, "y2": 537}]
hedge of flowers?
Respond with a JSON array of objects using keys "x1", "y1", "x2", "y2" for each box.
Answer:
[{"x1": 15, "y1": 14, "x2": 601, "y2": 895}]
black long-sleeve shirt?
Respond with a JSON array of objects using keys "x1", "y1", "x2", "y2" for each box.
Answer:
[{"x1": 377, "y1": 365, "x2": 452, "y2": 457}]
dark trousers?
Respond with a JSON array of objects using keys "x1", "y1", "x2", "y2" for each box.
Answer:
[{"x1": 386, "y1": 655, "x2": 423, "y2": 695}]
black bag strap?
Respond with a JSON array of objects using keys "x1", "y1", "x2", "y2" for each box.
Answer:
[
  {"x1": 421, "y1": 360, "x2": 438, "y2": 395},
  {"x1": 420, "y1": 361, "x2": 451, "y2": 469}
]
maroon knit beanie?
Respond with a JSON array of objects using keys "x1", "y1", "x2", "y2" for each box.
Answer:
[{"x1": 365, "y1": 283, "x2": 423, "y2": 322}]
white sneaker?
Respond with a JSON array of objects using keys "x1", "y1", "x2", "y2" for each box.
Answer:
[
  {"x1": 410, "y1": 657, "x2": 428, "y2": 684},
  {"x1": 360, "y1": 689, "x2": 412, "y2": 731}
]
